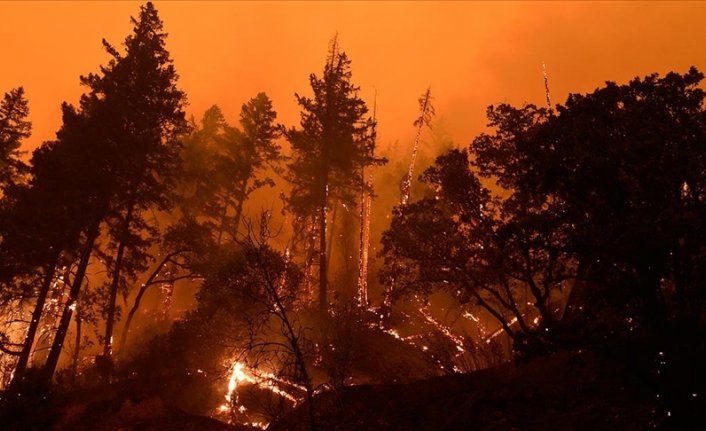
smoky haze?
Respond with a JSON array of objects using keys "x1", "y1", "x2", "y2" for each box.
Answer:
[
  {"x1": 2, "y1": 3, "x2": 706, "y2": 430},
  {"x1": 3, "y1": 0, "x2": 705, "y2": 366},
  {"x1": 2, "y1": 1, "x2": 706, "y2": 154}
]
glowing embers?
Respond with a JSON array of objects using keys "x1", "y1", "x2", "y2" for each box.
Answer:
[
  {"x1": 485, "y1": 317, "x2": 518, "y2": 343},
  {"x1": 418, "y1": 307, "x2": 466, "y2": 353},
  {"x1": 357, "y1": 170, "x2": 373, "y2": 307}
]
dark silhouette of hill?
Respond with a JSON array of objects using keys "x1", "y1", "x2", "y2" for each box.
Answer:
[{"x1": 271, "y1": 351, "x2": 656, "y2": 431}]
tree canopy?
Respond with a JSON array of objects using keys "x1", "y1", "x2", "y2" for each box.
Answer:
[{"x1": 383, "y1": 68, "x2": 706, "y2": 359}]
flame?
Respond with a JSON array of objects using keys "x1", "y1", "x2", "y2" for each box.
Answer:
[
  {"x1": 225, "y1": 361, "x2": 254, "y2": 403},
  {"x1": 220, "y1": 360, "x2": 301, "y2": 429},
  {"x1": 222, "y1": 359, "x2": 300, "y2": 426}
]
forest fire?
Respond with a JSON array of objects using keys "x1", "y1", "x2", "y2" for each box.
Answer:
[
  {"x1": 1, "y1": 1, "x2": 706, "y2": 430},
  {"x1": 218, "y1": 359, "x2": 305, "y2": 429},
  {"x1": 223, "y1": 361, "x2": 300, "y2": 408}
]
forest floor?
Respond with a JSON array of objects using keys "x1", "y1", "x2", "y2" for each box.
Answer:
[{"x1": 14, "y1": 349, "x2": 663, "y2": 431}]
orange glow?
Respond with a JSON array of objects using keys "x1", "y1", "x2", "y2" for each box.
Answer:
[{"x1": 2, "y1": 2, "x2": 706, "y2": 157}]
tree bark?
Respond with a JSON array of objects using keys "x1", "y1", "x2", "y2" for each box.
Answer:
[
  {"x1": 118, "y1": 251, "x2": 179, "y2": 352},
  {"x1": 318, "y1": 183, "x2": 329, "y2": 315},
  {"x1": 43, "y1": 225, "x2": 99, "y2": 380},
  {"x1": 13, "y1": 254, "x2": 59, "y2": 380},
  {"x1": 232, "y1": 176, "x2": 249, "y2": 237},
  {"x1": 71, "y1": 307, "x2": 82, "y2": 384},
  {"x1": 103, "y1": 203, "x2": 134, "y2": 357}
]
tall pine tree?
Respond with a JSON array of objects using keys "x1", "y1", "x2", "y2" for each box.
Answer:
[
  {"x1": 285, "y1": 37, "x2": 384, "y2": 314},
  {"x1": 0, "y1": 87, "x2": 30, "y2": 192},
  {"x1": 42, "y1": 1, "x2": 188, "y2": 376}
]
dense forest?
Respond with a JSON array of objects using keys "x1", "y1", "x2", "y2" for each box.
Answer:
[{"x1": 1, "y1": 3, "x2": 705, "y2": 430}]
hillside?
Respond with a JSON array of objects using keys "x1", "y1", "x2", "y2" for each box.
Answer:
[{"x1": 271, "y1": 351, "x2": 656, "y2": 431}]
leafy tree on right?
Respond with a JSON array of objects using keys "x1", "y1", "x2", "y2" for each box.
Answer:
[{"x1": 381, "y1": 68, "x2": 706, "y2": 426}]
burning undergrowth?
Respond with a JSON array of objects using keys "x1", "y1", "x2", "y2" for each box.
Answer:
[{"x1": 118, "y1": 224, "x2": 508, "y2": 429}]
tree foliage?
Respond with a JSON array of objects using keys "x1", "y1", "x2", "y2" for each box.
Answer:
[
  {"x1": 383, "y1": 68, "x2": 706, "y2": 364},
  {"x1": 0, "y1": 87, "x2": 30, "y2": 190},
  {"x1": 179, "y1": 94, "x2": 281, "y2": 243}
]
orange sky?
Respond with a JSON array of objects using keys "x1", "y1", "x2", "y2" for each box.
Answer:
[{"x1": 2, "y1": 1, "x2": 706, "y2": 156}]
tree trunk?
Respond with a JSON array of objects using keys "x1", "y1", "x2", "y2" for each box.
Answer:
[
  {"x1": 103, "y1": 204, "x2": 134, "y2": 357},
  {"x1": 71, "y1": 308, "x2": 82, "y2": 384},
  {"x1": 118, "y1": 252, "x2": 175, "y2": 352},
  {"x1": 232, "y1": 176, "x2": 249, "y2": 237},
  {"x1": 43, "y1": 225, "x2": 99, "y2": 380},
  {"x1": 216, "y1": 201, "x2": 228, "y2": 245},
  {"x1": 318, "y1": 183, "x2": 329, "y2": 315},
  {"x1": 13, "y1": 255, "x2": 59, "y2": 380}
]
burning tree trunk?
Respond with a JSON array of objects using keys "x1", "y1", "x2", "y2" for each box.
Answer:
[
  {"x1": 326, "y1": 200, "x2": 338, "y2": 266},
  {"x1": 300, "y1": 216, "x2": 319, "y2": 304},
  {"x1": 12, "y1": 254, "x2": 59, "y2": 381},
  {"x1": 400, "y1": 87, "x2": 435, "y2": 206},
  {"x1": 318, "y1": 183, "x2": 329, "y2": 315},
  {"x1": 383, "y1": 88, "x2": 435, "y2": 316},
  {"x1": 357, "y1": 96, "x2": 378, "y2": 308},
  {"x1": 542, "y1": 62, "x2": 552, "y2": 109},
  {"x1": 43, "y1": 224, "x2": 99, "y2": 380},
  {"x1": 357, "y1": 174, "x2": 372, "y2": 307},
  {"x1": 71, "y1": 305, "x2": 82, "y2": 384}
]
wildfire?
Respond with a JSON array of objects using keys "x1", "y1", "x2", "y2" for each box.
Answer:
[
  {"x1": 542, "y1": 62, "x2": 552, "y2": 108},
  {"x1": 418, "y1": 307, "x2": 466, "y2": 354},
  {"x1": 225, "y1": 361, "x2": 253, "y2": 403},
  {"x1": 401, "y1": 87, "x2": 434, "y2": 206},
  {"x1": 220, "y1": 359, "x2": 302, "y2": 427},
  {"x1": 485, "y1": 316, "x2": 519, "y2": 343},
  {"x1": 357, "y1": 170, "x2": 373, "y2": 307}
]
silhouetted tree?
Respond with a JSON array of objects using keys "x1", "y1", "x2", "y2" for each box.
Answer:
[
  {"x1": 285, "y1": 37, "x2": 383, "y2": 314},
  {"x1": 383, "y1": 68, "x2": 706, "y2": 425},
  {"x1": 180, "y1": 96, "x2": 281, "y2": 244},
  {"x1": 2, "y1": 99, "x2": 111, "y2": 383},
  {"x1": 230, "y1": 93, "x2": 282, "y2": 234},
  {"x1": 0, "y1": 87, "x2": 30, "y2": 192},
  {"x1": 472, "y1": 69, "x2": 706, "y2": 345},
  {"x1": 91, "y1": 1, "x2": 188, "y2": 360},
  {"x1": 381, "y1": 148, "x2": 546, "y2": 346},
  {"x1": 40, "y1": 1, "x2": 189, "y2": 378},
  {"x1": 117, "y1": 218, "x2": 210, "y2": 352},
  {"x1": 178, "y1": 105, "x2": 232, "y2": 241},
  {"x1": 119, "y1": 95, "x2": 280, "y2": 354}
]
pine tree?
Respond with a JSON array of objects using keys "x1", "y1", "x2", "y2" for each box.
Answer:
[
  {"x1": 4, "y1": 101, "x2": 106, "y2": 383},
  {"x1": 229, "y1": 93, "x2": 282, "y2": 235},
  {"x1": 0, "y1": 87, "x2": 30, "y2": 192},
  {"x1": 285, "y1": 37, "x2": 384, "y2": 314},
  {"x1": 42, "y1": 1, "x2": 188, "y2": 377},
  {"x1": 180, "y1": 94, "x2": 281, "y2": 244}
]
